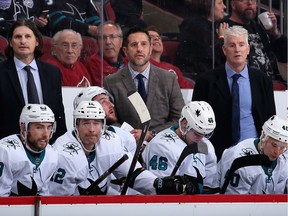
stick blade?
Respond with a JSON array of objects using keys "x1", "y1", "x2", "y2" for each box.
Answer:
[
  {"x1": 128, "y1": 91, "x2": 151, "y2": 123},
  {"x1": 197, "y1": 141, "x2": 208, "y2": 155}
]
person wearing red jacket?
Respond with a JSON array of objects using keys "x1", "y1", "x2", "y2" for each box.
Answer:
[
  {"x1": 46, "y1": 29, "x2": 92, "y2": 86},
  {"x1": 85, "y1": 21, "x2": 125, "y2": 87}
]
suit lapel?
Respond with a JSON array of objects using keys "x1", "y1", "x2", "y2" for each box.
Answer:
[
  {"x1": 7, "y1": 60, "x2": 25, "y2": 105},
  {"x1": 215, "y1": 67, "x2": 231, "y2": 100},
  {"x1": 121, "y1": 67, "x2": 136, "y2": 93},
  {"x1": 146, "y1": 66, "x2": 158, "y2": 109}
]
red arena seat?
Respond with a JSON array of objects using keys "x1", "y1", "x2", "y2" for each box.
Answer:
[{"x1": 80, "y1": 36, "x2": 99, "y2": 62}]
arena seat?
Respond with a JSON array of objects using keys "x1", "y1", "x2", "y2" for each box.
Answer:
[
  {"x1": 161, "y1": 40, "x2": 180, "y2": 64},
  {"x1": 0, "y1": 35, "x2": 8, "y2": 58},
  {"x1": 104, "y1": 1, "x2": 116, "y2": 21},
  {"x1": 80, "y1": 36, "x2": 99, "y2": 62},
  {"x1": 272, "y1": 81, "x2": 287, "y2": 91},
  {"x1": 41, "y1": 36, "x2": 52, "y2": 61}
]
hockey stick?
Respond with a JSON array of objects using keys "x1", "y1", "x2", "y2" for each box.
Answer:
[
  {"x1": 82, "y1": 154, "x2": 129, "y2": 195},
  {"x1": 220, "y1": 154, "x2": 272, "y2": 194},
  {"x1": 170, "y1": 141, "x2": 208, "y2": 176},
  {"x1": 121, "y1": 91, "x2": 151, "y2": 195}
]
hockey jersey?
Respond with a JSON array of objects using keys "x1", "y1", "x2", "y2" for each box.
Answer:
[
  {"x1": 142, "y1": 126, "x2": 217, "y2": 188},
  {"x1": 218, "y1": 138, "x2": 288, "y2": 194},
  {"x1": 49, "y1": 130, "x2": 156, "y2": 195},
  {"x1": 0, "y1": 135, "x2": 58, "y2": 196}
]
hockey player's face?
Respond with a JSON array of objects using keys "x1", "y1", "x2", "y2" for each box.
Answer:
[
  {"x1": 263, "y1": 137, "x2": 287, "y2": 161},
  {"x1": 77, "y1": 119, "x2": 103, "y2": 149},
  {"x1": 94, "y1": 94, "x2": 117, "y2": 124},
  {"x1": 26, "y1": 122, "x2": 53, "y2": 151},
  {"x1": 185, "y1": 129, "x2": 204, "y2": 145}
]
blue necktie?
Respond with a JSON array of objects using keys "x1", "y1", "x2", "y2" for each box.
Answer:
[
  {"x1": 24, "y1": 65, "x2": 40, "y2": 104},
  {"x1": 136, "y1": 74, "x2": 147, "y2": 103},
  {"x1": 231, "y1": 74, "x2": 241, "y2": 145}
]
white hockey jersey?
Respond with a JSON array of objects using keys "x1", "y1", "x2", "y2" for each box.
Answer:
[
  {"x1": 218, "y1": 138, "x2": 288, "y2": 194},
  {"x1": 0, "y1": 135, "x2": 58, "y2": 196},
  {"x1": 142, "y1": 126, "x2": 217, "y2": 188},
  {"x1": 49, "y1": 130, "x2": 157, "y2": 195}
]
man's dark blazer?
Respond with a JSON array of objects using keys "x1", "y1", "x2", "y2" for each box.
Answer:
[
  {"x1": 104, "y1": 64, "x2": 185, "y2": 132},
  {"x1": 192, "y1": 66, "x2": 276, "y2": 159},
  {"x1": 0, "y1": 59, "x2": 67, "y2": 143}
]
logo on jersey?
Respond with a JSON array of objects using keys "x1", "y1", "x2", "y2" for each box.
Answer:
[
  {"x1": 161, "y1": 132, "x2": 178, "y2": 143},
  {"x1": 240, "y1": 148, "x2": 257, "y2": 157},
  {"x1": 2, "y1": 138, "x2": 20, "y2": 149},
  {"x1": 63, "y1": 142, "x2": 81, "y2": 155},
  {"x1": 102, "y1": 130, "x2": 115, "y2": 140}
]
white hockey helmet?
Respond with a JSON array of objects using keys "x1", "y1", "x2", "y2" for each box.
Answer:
[
  {"x1": 73, "y1": 86, "x2": 114, "y2": 109},
  {"x1": 179, "y1": 101, "x2": 216, "y2": 137},
  {"x1": 73, "y1": 101, "x2": 106, "y2": 128},
  {"x1": 19, "y1": 104, "x2": 56, "y2": 132},
  {"x1": 262, "y1": 115, "x2": 288, "y2": 145}
]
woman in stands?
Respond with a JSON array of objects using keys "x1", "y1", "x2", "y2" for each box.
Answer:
[{"x1": 175, "y1": 0, "x2": 228, "y2": 81}]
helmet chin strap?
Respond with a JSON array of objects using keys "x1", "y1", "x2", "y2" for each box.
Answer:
[{"x1": 74, "y1": 128, "x2": 96, "y2": 153}]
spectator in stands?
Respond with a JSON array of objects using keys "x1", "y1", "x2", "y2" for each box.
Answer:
[
  {"x1": 46, "y1": 29, "x2": 92, "y2": 87},
  {"x1": 192, "y1": 26, "x2": 276, "y2": 160},
  {"x1": 86, "y1": 21, "x2": 125, "y2": 87},
  {"x1": 110, "y1": 0, "x2": 147, "y2": 34},
  {"x1": 175, "y1": 0, "x2": 228, "y2": 81},
  {"x1": 218, "y1": 115, "x2": 288, "y2": 194},
  {"x1": 0, "y1": 104, "x2": 58, "y2": 196},
  {"x1": 219, "y1": 0, "x2": 287, "y2": 84},
  {"x1": 0, "y1": 19, "x2": 67, "y2": 143},
  {"x1": 0, "y1": 0, "x2": 51, "y2": 37},
  {"x1": 48, "y1": 0, "x2": 101, "y2": 37},
  {"x1": 146, "y1": 26, "x2": 194, "y2": 89},
  {"x1": 104, "y1": 27, "x2": 185, "y2": 143}
]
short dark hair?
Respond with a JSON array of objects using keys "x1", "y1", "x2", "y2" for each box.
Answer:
[
  {"x1": 123, "y1": 27, "x2": 151, "y2": 47},
  {"x1": 5, "y1": 19, "x2": 43, "y2": 59}
]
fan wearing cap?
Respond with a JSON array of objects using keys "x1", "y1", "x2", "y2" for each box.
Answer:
[
  {"x1": 143, "y1": 101, "x2": 218, "y2": 194},
  {"x1": 0, "y1": 104, "x2": 58, "y2": 196},
  {"x1": 218, "y1": 115, "x2": 288, "y2": 194}
]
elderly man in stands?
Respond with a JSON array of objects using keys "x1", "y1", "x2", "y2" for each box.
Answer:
[
  {"x1": 46, "y1": 29, "x2": 92, "y2": 86},
  {"x1": 146, "y1": 26, "x2": 194, "y2": 89},
  {"x1": 86, "y1": 21, "x2": 125, "y2": 86}
]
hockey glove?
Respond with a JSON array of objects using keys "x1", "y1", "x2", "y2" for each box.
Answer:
[{"x1": 154, "y1": 175, "x2": 185, "y2": 194}]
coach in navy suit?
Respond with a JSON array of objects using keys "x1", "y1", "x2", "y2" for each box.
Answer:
[
  {"x1": 0, "y1": 20, "x2": 66, "y2": 143},
  {"x1": 192, "y1": 26, "x2": 276, "y2": 160}
]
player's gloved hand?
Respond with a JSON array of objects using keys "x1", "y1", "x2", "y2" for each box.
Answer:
[
  {"x1": 182, "y1": 175, "x2": 201, "y2": 194},
  {"x1": 154, "y1": 175, "x2": 186, "y2": 194},
  {"x1": 154, "y1": 175, "x2": 202, "y2": 195}
]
